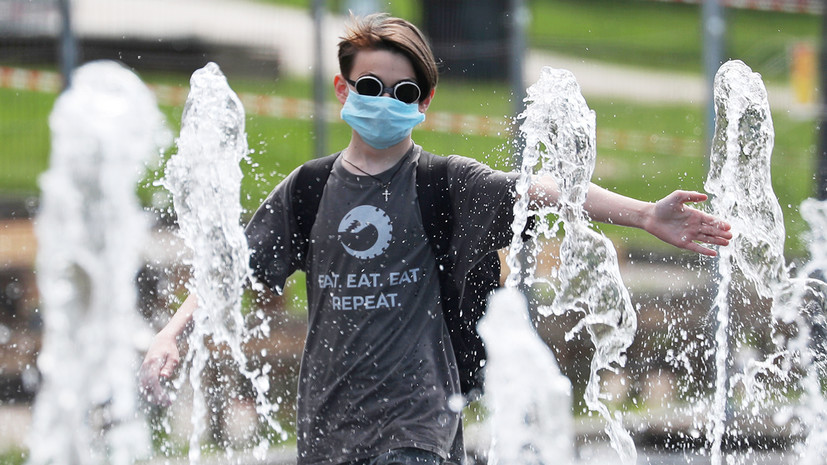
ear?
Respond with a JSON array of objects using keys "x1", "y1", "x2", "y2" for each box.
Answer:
[
  {"x1": 418, "y1": 87, "x2": 436, "y2": 112},
  {"x1": 334, "y1": 74, "x2": 349, "y2": 105}
]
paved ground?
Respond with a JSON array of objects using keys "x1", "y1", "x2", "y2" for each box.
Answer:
[{"x1": 0, "y1": 405, "x2": 29, "y2": 451}]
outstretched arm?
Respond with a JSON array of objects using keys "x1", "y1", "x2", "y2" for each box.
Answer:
[
  {"x1": 139, "y1": 294, "x2": 198, "y2": 406},
  {"x1": 528, "y1": 176, "x2": 732, "y2": 256}
]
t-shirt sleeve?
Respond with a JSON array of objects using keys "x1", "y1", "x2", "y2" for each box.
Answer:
[
  {"x1": 445, "y1": 155, "x2": 519, "y2": 272},
  {"x1": 245, "y1": 168, "x2": 305, "y2": 294}
]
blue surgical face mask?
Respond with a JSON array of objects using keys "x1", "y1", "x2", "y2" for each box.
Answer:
[{"x1": 340, "y1": 90, "x2": 425, "y2": 150}]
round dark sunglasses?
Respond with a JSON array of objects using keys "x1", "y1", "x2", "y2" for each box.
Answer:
[{"x1": 346, "y1": 75, "x2": 421, "y2": 104}]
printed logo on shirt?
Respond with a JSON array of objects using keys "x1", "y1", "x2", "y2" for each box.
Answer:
[{"x1": 337, "y1": 205, "x2": 393, "y2": 259}]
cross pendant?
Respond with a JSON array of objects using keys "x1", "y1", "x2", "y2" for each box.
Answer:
[{"x1": 382, "y1": 187, "x2": 391, "y2": 201}]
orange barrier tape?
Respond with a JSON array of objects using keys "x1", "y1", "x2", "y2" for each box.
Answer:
[
  {"x1": 2, "y1": 66, "x2": 701, "y2": 157},
  {"x1": 652, "y1": 0, "x2": 821, "y2": 14}
]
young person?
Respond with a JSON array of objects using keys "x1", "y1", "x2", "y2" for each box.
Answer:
[{"x1": 140, "y1": 13, "x2": 732, "y2": 465}]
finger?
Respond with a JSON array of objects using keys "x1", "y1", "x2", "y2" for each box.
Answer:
[
  {"x1": 700, "y1": 223, "x2": 733, "y2": 239},
  {"x1": 146, "y1": 377, "x2": 171, "y2": 407},
  {"x1": 138, "y1": 377, "x2": 162, "y2": 405},
  {"x1": 698, "y1": 210, "x2": 730, "y2": 225},
  {"x1": 139, "y1": 357, "x2": 172, "y2": 406},
  {"x1": 684, "y1": 223, "x2": 730, "y2": 243},
  {"x1": 674, "y1": 190, "x2": 708, "y2": 204},
  {"x1": 698, "y1": 233, "x2": 731, "y2": 247},
  {"x1": 159, "y1": 356, "x2": 178, "y2": 379},
  {"x1": 705, "y1": 218, "x2": 732, "y2": 231},
  {"x1": 684, "y1": 241, "x2": 718, "y2": 257},
  {"x1": 138, "y1": 358, "x2": 161, "y2": 390},
  {"x1": 691, "y1": 212, "x2": 732, "y2": 234}
]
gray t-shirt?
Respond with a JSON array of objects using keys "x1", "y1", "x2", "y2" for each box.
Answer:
[{"x1": 246, "y1": 145, "x2": 517, "y2": 465}]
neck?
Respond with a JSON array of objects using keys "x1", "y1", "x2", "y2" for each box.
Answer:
[{"x1": 343, "y1": 135, "x2": 412, "y2": 175}]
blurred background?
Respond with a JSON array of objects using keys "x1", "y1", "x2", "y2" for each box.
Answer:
[{"x1": 0, "y1": 0, "x2": 824, "y2": 462}]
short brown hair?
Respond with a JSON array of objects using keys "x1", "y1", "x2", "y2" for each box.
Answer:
[{"x1": 338, "y1": 13, "x2": 438, "y2": 102}]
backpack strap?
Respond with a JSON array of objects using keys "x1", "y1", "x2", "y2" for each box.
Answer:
[
  {"x1": 292, "y1": 153, "x2": 339, "y2": 265},
  {"x1": 414, "y1": 151, "x2": 453, "y2": 270},
  {"x1": 416, "y1": 151, "x2": 496, "y2": 397}
]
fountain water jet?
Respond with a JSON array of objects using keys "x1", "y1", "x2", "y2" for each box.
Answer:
[
  {"x1": 478, "y1": 288, "x2": 573, "y2": 465},
  {"x1": 483, "y1": 67, "x2": 637, "y2": 465},
  {"x1": 27, "y1": 60, "x2": 169, "y2": 465},
  {"x1": 159, "y1": 62, "x2": 283, "y2": 462},
  {"x1": 705, "y1": 59, "x2": 827, "y2": 465},
  {"x1": 704, "y1": 59, "x2": 793, "y2": 465}
]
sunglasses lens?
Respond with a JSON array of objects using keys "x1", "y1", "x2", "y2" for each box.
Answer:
[
  {"x1": 352, "y1": 76, "x2": 421, "y2": 103},
  {"x1": 355, "y1": 76, "x2": 383, "y2": 97},
  {"x1": 394, "y1": 82, "x2": 421, "y2": 104}
]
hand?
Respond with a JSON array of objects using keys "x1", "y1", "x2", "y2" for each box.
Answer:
[
  {"x1": 645, "y1": 190, "x2": 732, "y2": 257},
  {"x1": 138, "y1": 331, "x2": 180, "y2": 407}
]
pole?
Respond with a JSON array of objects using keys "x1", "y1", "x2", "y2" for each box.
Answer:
[
  {"x1": 703, "y1": 0, "x2": 725, "y2": 156},
  {"x1": 817, "y1": 7, "x2": 827, "y2": 200},
  {"x1": 509, "y1": 0, "x2": 529, "y2": 168},
  {"x1": 508, "y1": 0, "x2": 537, "y2": 309},
  {"x1": 57, "y1": 0, "x2": 77, "y2": 89},
  {"x1": 312, "y1": 0, "x2": 327, "y2": 159}
]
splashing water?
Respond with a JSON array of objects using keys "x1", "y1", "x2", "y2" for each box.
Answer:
[
  {"x1": 499, "y1": 66, "x2": 638, "y2": 465},
  {"x1": 161, "y1": 62, "x2": 282, "y2": 461},
  {"x1": 706, "y1": 61, "x2": 788, "y2": 296},
  {"x1": 28, "y1": 61, "x2": 169, "y2": 465},
  {"x1": 781, "y1": 278, "x2": 827, "y2": 465},
  {"x1": 479, "y1": 288, "x2": 573, "y2": 465},
  {"x1": 704, "y1": 60, "x2": 789, "y2": 465},
  {"x1": 800, "y1": 199, "x2": 827, "y2": 281},
  {"x1": 787, "y1": 199, "x2": 827, "y2": 463},
  {"x1": 704, "y1": 59, "x2": 827, "y2": 465}
]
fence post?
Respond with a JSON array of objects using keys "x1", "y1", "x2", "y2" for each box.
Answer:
[{"x1": 57, "y1": 0, "x2": 77, "y2": 89}]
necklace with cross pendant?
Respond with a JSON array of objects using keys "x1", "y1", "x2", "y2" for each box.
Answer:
[{"x1": 343, "y1": 151, "x2": 408, "y2": 202}]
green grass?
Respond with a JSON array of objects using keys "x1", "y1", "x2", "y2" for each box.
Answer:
[
  {"x1": 529, "y1": 0, "x2": 819, "y2": 81},
  {"x1": 252, "y1": 0, "x2": 422, "y2": 24},
  {"x1": 0, "y1": 89, "x2": 52, "y2": 195},
  {"x1": 0, "y1": 449, "x2": 26, "y2": 465}
]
